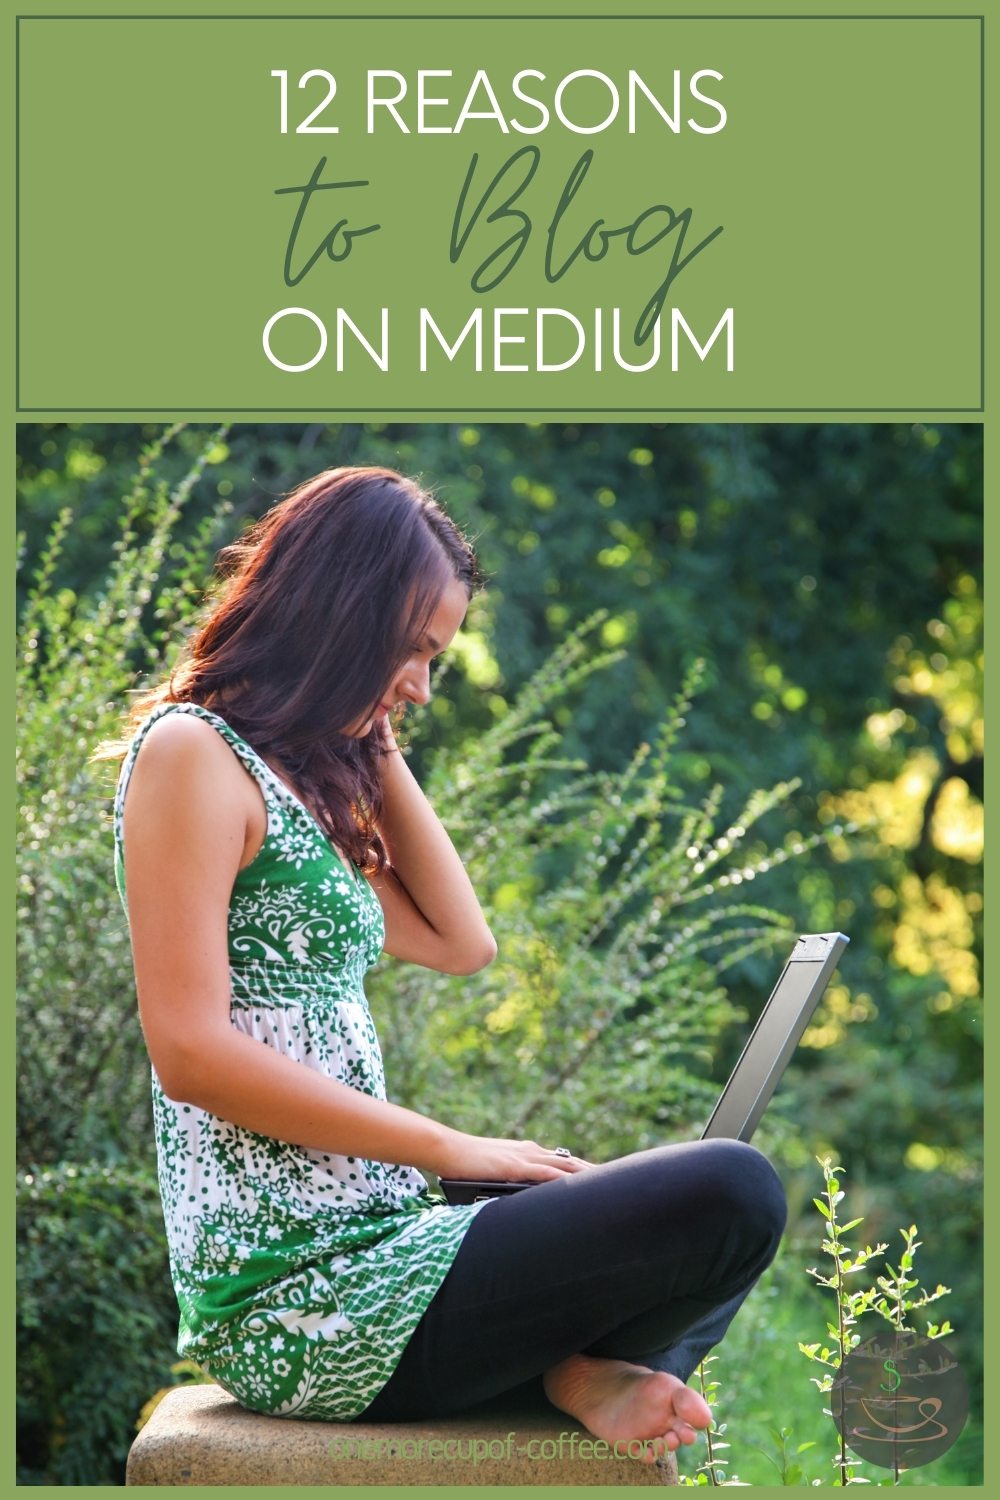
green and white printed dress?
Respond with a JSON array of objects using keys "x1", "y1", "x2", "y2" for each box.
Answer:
[{"x1": 114, "y1": 702, "x2": 495, "y2": 1420}]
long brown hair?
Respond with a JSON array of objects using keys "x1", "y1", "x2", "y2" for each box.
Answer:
[{"x1": 102, "y1": 466, "x2": 481, "y2": 870}]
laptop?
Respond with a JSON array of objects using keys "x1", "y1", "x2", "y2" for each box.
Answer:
[{"x1": 439, "y1": 931, "x2": 849, "y2": 1204}]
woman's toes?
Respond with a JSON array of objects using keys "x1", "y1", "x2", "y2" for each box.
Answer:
[{"x1": 674, "y1": 1383, "x2": 713, "y2": 1429}]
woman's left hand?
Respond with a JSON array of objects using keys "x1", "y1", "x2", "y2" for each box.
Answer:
[
  {"x1": 372, "y1": 710, "x2": 399, "y2": 754},
  {"x1": 364, "y1": 708, "x2": 497, "y2": 975},
  {"x1": 429, "y1": 1129, "x2": 595, "y2": 1184}
]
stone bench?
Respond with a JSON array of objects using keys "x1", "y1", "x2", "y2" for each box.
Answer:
[{"x1": 127, "y1": 1382, "x2": 679, "y2": 1486}]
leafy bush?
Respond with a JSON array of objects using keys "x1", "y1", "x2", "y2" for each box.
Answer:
[
  {"x1": 375, "y1": 637, "x2": 838, "y2": 1158},
  {"x1": 16, "y1": 431, "x2": 231, "y2": 1480},
  {"x1": 16, "y1": 427, "x2": 230, "y2": 1168},
  {"x1": 17, "y1": 1161, "x2": 180, "y2": 1485}
]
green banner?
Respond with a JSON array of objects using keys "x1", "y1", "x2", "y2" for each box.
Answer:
[{"x1": 15, "y1": 7, "x2": 982, "y2": 416}]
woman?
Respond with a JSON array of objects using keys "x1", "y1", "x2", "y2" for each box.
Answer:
[{"x1": 110, "y1": 465, "x2": 785, "y2": 1463}]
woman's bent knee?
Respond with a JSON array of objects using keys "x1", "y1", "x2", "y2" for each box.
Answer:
[
  {"x1": 703, "y1": 1139, "x2": 786, "y2": 1230},
  {"x1": 668, "y1": 1138, "x2": 787, "y2": 1254}
]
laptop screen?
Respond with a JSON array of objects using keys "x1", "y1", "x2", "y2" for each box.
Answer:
[{"x1": 701, "y1": 932, "x2": 849, "y2": 1142}]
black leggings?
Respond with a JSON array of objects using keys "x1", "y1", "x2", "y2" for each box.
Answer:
[{"x1": 362, "y1": 1138, "x2": 787, "y2": 1421}]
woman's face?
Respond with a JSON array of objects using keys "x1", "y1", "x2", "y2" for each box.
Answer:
[{"x1": 344, "y1": 574, "x2": 470, "y2": 738}]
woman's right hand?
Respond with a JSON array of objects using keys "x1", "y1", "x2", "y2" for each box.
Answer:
[{"x1": 431, "y1": 1130, "x2": 593, "y2": 1183}]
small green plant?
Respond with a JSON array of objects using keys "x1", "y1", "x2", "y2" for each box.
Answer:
[
  {"x1": 799, "y1": 1157, "x2": 956, "y2": 1485},
  {"x1": 799, "y1": 1158, "x2": 888, "y2": 1484},
  {"x1": 679, "y1": 1354, "x2": 735, "y2": 1486},
  {"x1": 682, "y1": 1355, "x2": 819, "y2": 1486},
  {"x1": 870, "y1": 1224, "x2": 952, "y2": 1338},
  {"x1": 755, "y1": 1425, "x2": 818, "y2": 1486}
]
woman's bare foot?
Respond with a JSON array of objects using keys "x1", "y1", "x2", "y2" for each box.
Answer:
[{"x1": 543, "y1": 1353, "x2": 713, "y2": 1465}]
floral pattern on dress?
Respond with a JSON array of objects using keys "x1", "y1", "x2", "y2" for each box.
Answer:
[{"x1": 114, "y1": 702, "x2": 495, "y2": 1420}]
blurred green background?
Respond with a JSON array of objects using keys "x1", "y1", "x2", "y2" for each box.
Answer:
[{"x1": 16, "y1": 422, "x2": 982, "y2": 1484}]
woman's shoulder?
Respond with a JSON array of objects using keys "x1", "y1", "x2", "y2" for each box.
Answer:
[
  {"x1": 131, "y1": 703, "x2": 234, "y2": 762},
  {"x1": 124, "y1": 706, "x2": 261, "y2": 817},
  {"x1": 118, "y1": 707, "x2": 267, "y2": 878}
]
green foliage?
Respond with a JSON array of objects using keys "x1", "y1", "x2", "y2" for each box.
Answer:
[
  {"x1": 16, "y1": 1161, "x2": 180, "y2": 1485},
  {"x1": 678, "y1": 1355, "x2": 735, "y2": 1486},
  {"x1": 870, "y1": 1225, "x2": 952, "y2": 1336},
  {"x1": 136, "y1": 1360, "x2": 217, "y2": 1432},
  {"x1": 754, "y1": 1426, "x2": 818, "y2": 1488},
  {"x1": 16, "y1": 427, "x2": 230, "y2": 1167},
  {"x1": 799, "y1": 1158, "x2": 957, "y2": 1485},
  {"x1": 373, "y1": 635, "x2": 838, "y2": 1156}
]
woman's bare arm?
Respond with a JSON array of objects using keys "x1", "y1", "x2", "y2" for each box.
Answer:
[
  {"x1": 121, "y1": 716, "x2": 580, "y2": 1181},
  {"x1": 366, "y1": 722, "x2": 497, "y2": 975}
]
